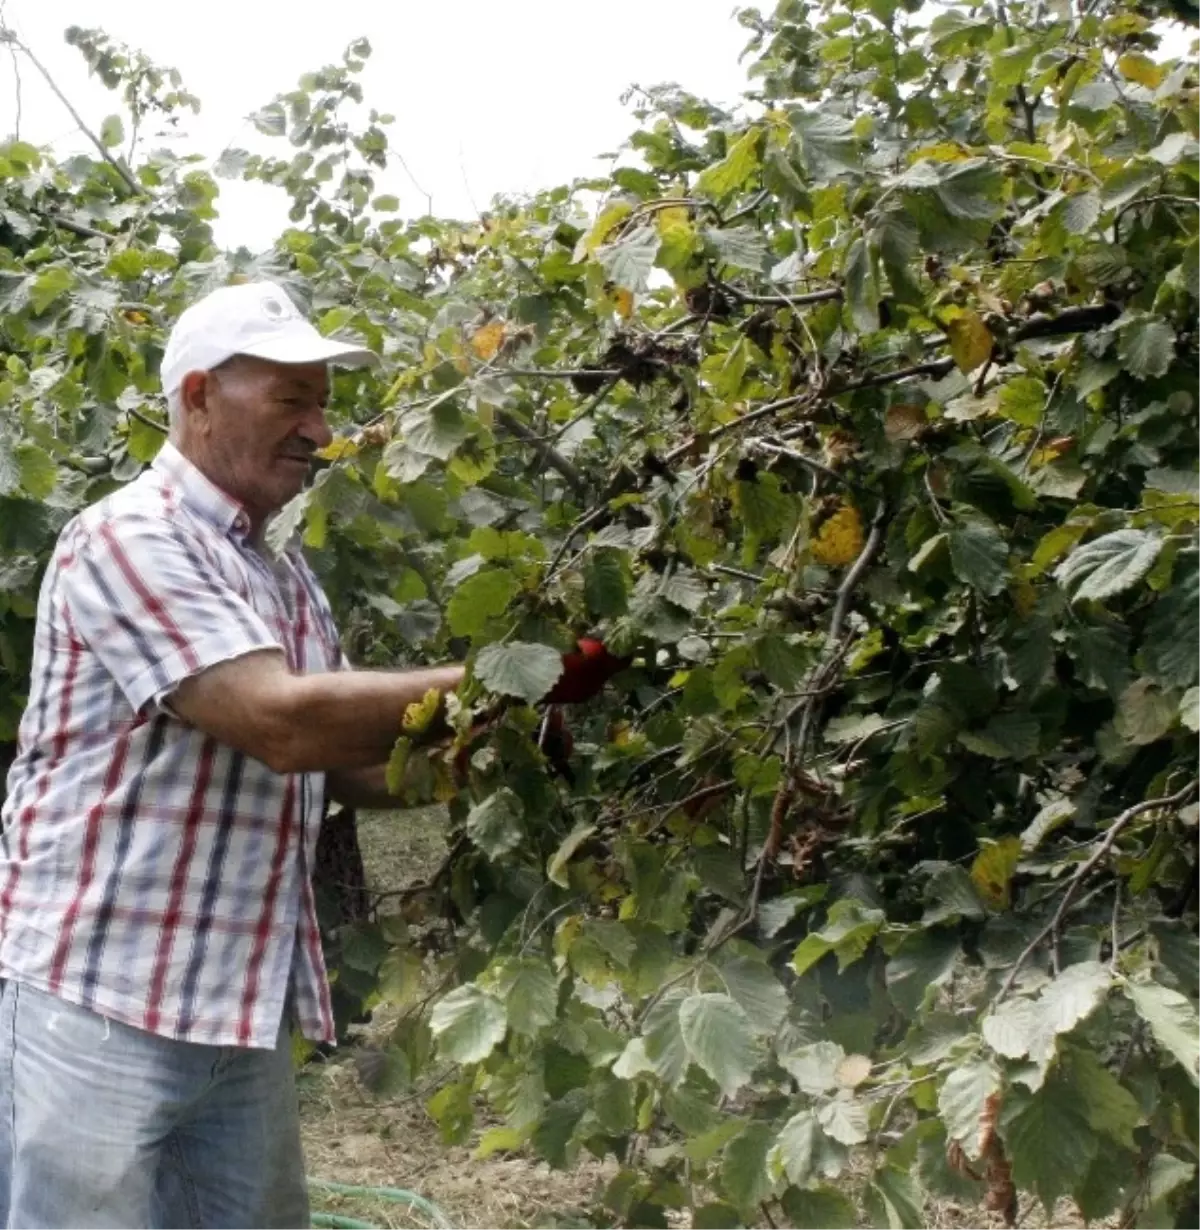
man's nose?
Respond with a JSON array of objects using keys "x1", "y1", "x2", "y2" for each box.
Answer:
[{"x1": 301, "y1": 406, "x2": 334, "y2": 451}]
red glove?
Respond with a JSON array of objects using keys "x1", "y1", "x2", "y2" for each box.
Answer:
[{"x1": 545, "y1": 638, "x2": 631, "y2": 705}]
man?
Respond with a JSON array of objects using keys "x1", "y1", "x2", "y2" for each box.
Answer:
[{"x1": 0, "y1": 281, "x2": 466, "y2": 1229}]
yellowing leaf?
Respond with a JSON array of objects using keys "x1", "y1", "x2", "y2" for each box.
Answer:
[
  {"x1": 315, "y1": 434, "x2": 360, "y2": 462},
  {"x1": 402, "y1": 686, "x2": 443, "y2": 735},
  {"x1": 470, "y1": 320, "x2": 506, "y2": 361},
  {"x1": 613, "y1": 287, "x2": 634, "y2": 319},
  {"x1": 1118, "y1": 53, "x2": 1165, "y2": 89},
  {"x1": 656, "y1": 204, "x2": 690, "y2": 234},
  {"x1": 947, "y1": 310, "x2": 993, "y2": 373},
  {"x1": 812, "y1": 504, "x2": 865, "y2": 567},
  {"x1": 574, "y1": 201, "x2": 633, "y2": 261},
  {"x1": 970, "y1": 836, "x2": 1022, "y2": 910}
]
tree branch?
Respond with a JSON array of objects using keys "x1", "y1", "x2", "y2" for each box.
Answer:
[
  {"x1": 495, "y1": 409, "x2": 587, "y2": 497},
  {"x1": 993, "y1": 781, "x2": 1199, "y2": 1003},
  {"x1": 725, "y1": 284, "x2": 843, "y2": 307},
  {"x1": 126, "y1": 405, "x2": 168, "y2": 435},
  {"x1": 1, "y1": 28, "x2": 142, "y2": 197}
]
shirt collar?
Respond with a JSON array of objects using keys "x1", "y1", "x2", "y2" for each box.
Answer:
[{"x1": 151, "y1": 441, "x2": 253, "y2": 539}]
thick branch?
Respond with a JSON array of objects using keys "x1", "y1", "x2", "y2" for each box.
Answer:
[
  {"x1": 1010, "y1": 302, "x2": 1119, "y2": 342},
  {"x1": 38, "y1": 211, "x2": 110, "y2": 241},
  {"x1": 495, "y1": 409, "x2": 587, "y2": 497}
]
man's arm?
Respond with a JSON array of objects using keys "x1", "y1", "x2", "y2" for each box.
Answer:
[{"x1": 169, "y1": 649, "x2": 464, "y2": 776}]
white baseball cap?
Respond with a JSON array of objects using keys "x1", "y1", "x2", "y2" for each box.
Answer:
[{"x1": 160, "y1": 280, "x2": 378, "y2": 397}]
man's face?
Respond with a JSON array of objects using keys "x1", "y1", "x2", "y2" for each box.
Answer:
[{"x1": 178, "y1": 355, "x2": 333, "y2": 529}]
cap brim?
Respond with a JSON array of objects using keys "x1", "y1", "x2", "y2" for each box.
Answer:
[{"x1": 238, "y1": 331, "x2": 379, "y2": 370}]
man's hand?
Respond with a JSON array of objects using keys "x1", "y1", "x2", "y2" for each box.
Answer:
[{"x1": 169, "y1": 650, "x2": 464, "y2": 775}]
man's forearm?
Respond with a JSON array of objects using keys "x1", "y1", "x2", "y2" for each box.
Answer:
[{"x1": 275, "y1": 664, "x2": 464, "y2": 774}]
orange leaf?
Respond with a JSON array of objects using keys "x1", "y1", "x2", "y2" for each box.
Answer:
[
  {"x1": 811, "y1": 503, "x2": 865, "y2": 567},
  {"x1": 613, "y1": 288, "x2": 634, "y2": 319},
  {"x1": 470, "y1": 320, "x2": 506, "y2": 361}
]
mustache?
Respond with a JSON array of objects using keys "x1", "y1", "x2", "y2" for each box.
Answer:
[{"x1": 278, "y1": 443, "x2": 316, "y2": 462}]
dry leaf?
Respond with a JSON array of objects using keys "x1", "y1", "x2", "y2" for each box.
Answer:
[
  {"x1": 947, "y1": 310, "x2": 993, "y2": 373},
  {"x1": 835, "y1": 1053, "x2": 872, "y2": 1088},
  {"x1": 885, "y1": 402, "x2": 927, "y2": 443},
  {"x1": 812, "y1": 503, "x2": 865, "y2": 567},
  {"x1": 470, "y1": 320, "x2": 506, "y2": 361}
]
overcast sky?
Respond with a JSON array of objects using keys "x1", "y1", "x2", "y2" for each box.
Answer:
[{"x1": 0, "y1": 0, "x2": 756, "y2": 250}]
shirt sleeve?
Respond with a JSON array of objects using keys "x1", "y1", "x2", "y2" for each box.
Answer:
[{"x1": 59, "y1": 512, "x2": 286, "y2": 716}]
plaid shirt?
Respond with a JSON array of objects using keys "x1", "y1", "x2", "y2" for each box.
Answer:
[{"x1": 0, "y1": 442, "x2": 343, "y2": 1048}]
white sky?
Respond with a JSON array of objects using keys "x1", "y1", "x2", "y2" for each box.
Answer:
[{"x1": 0, "y1": 0, "x2": 756, "y2": 250}]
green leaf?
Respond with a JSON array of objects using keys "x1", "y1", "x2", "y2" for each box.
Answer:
[
  {"x1": 780, "y1": 1040, "x2": 845, "y2": 1095},
  {"x1": 473, "y1": 641, "x2": 563, "y2": 704},
  {"x1": 384, "y1": 736, "x2": 411, "y2": 797},
  {"x1": 756, "y1": 635, "x2": 808, "y2": 691},
  {"x1": 1119, "y1": 315, "x2": 1176, "y2": 380},
  {"x1": 547, "y1": 822, "x2": 596, "y2": 888},
  {"x1": 718, "y1": 956, "x2": 788, "y2": 1035},
  {"x1": 843, "y1": 236, "x2": 880, "y2": 331},
  {"x1": 596, "y1": 226, "x2": 661, "y2": 292},
  {"x1": 938, "y1": 1057, "x2": 1000, "y2": 1161},
  {"x1": 493, "y1": 958, "x2": 558, "y2": 1035},
  {"x1": 696, "y1": 127, "x2": 762, "y2": 198},
  {"x1": 770, "y1": 1110, "x2": 824, "y2": 1186},
  {"x1": 429, "y1": 984, "x2": 507, "y2": 1064},
  {"x1": 886, "y1": 929, "x2": 961, "y2": 1016},
  {"x1": 818, "y1": 1095, "x2": 868, "y2": 1146},
  {"x1": 0, "y1": 431, "x2": 19, "y2": 497},
  {"x1": 100, "y1": 114, "x2": 124, "y2": 148},
  {"x1": 998, "y1": 376, "x2": 1045, "y2": 427},
  {"x1": 466, "y1": 788, "x2": 524, "y2": 860},
  {"x1": 1059, "y1": 190, "x2": 1101, "y2": 235},
  {"x1": 584, "y1": 548, "x2": 629, "y2": 618},
  {"x1": 447, "y1": 568, "x2": 519, "y2": 638},
  {"x1": 779, "y1": 1185, "x2": 857, "y2": 1229},
  {"x1": 720, "y1": 1122, "x2": 775, "y2": 1211},
  {"x1": 790, "y1": 110, "x2": 860, "y2": 178},
  {"x1": 15, "y1": 444, "x2": 57, "y2": 500},
  {"x1": 640, "y1": 989, "x2": 690, "y2": 1086},
  {"x1": 948, "y1": 518, "x2": 1008, "y2": 595},
  {"x1": 983, "y1": 962, "x2": 1112, "y2": 1065},
  {"x1": 1060, "y1": 1046, "x2": 1142, "y2": 1148},
  {"x1": 704, "y1": 226, "x2": 768, "y2": 273},
  {"x1": 958, "y1": 712, "x2": 1040, "y2": 761},
  {"x1": 1126, "y1": 980, "x2": 1200, "y2": 1086},
  {"x1": 1002, "y1": 1070, "x2": 1101, "y2": 1211},
  {"x1": 792, "y1": 899, "x2": 885, "y2": 975},
  {"x1": 931, "y1": 159, "x2": 1005, "y2": 221},
  {"x1": 1181, "y1": 686, "x2": 1200, "y2": 734},
  {"x1": 30, "y1": 266, "x2": 74, "y2": 314},
  {"x1": 864, "y1": 1167, "x2": 925, "y2": 1230},
  {"x1": 1114, "y1": 679, "x2": 1177, "y2": 746},
  {"x1": 677, "y1": 992, "x2": 758, "y2": 1097},
  {"x1": 1056, "y1": 529, "x2": 1161, "y2": 603},
  {"x1": 1143, "y1": 562, "x2": 1199, "y2": 687}
]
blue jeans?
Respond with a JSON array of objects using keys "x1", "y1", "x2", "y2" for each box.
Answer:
[{"x1": 0, "y1": 981, "x2": 309, "y2": 1228}]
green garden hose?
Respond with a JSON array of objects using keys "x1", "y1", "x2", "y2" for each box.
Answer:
[{"x1": 309, "y1": 1178, "x2": 454, "y2": 1230}]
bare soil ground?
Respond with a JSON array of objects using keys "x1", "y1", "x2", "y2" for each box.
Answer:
[{"x1": 297, "y1": 809, "x2": 1096, "y2": 1230}]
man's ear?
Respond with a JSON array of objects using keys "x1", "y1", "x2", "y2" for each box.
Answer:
[{"x1": 180, "y1": 370, "x2": 212, "y2": 432}]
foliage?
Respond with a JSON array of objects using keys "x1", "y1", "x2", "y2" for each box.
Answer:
[{"x1": 0, "y1": 2, "x2": 1198, "y2": 1226}]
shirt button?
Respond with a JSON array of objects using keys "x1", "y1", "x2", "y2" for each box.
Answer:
[{"x1": 233, "y1": 515, "x2": 248, "y2": 534}]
